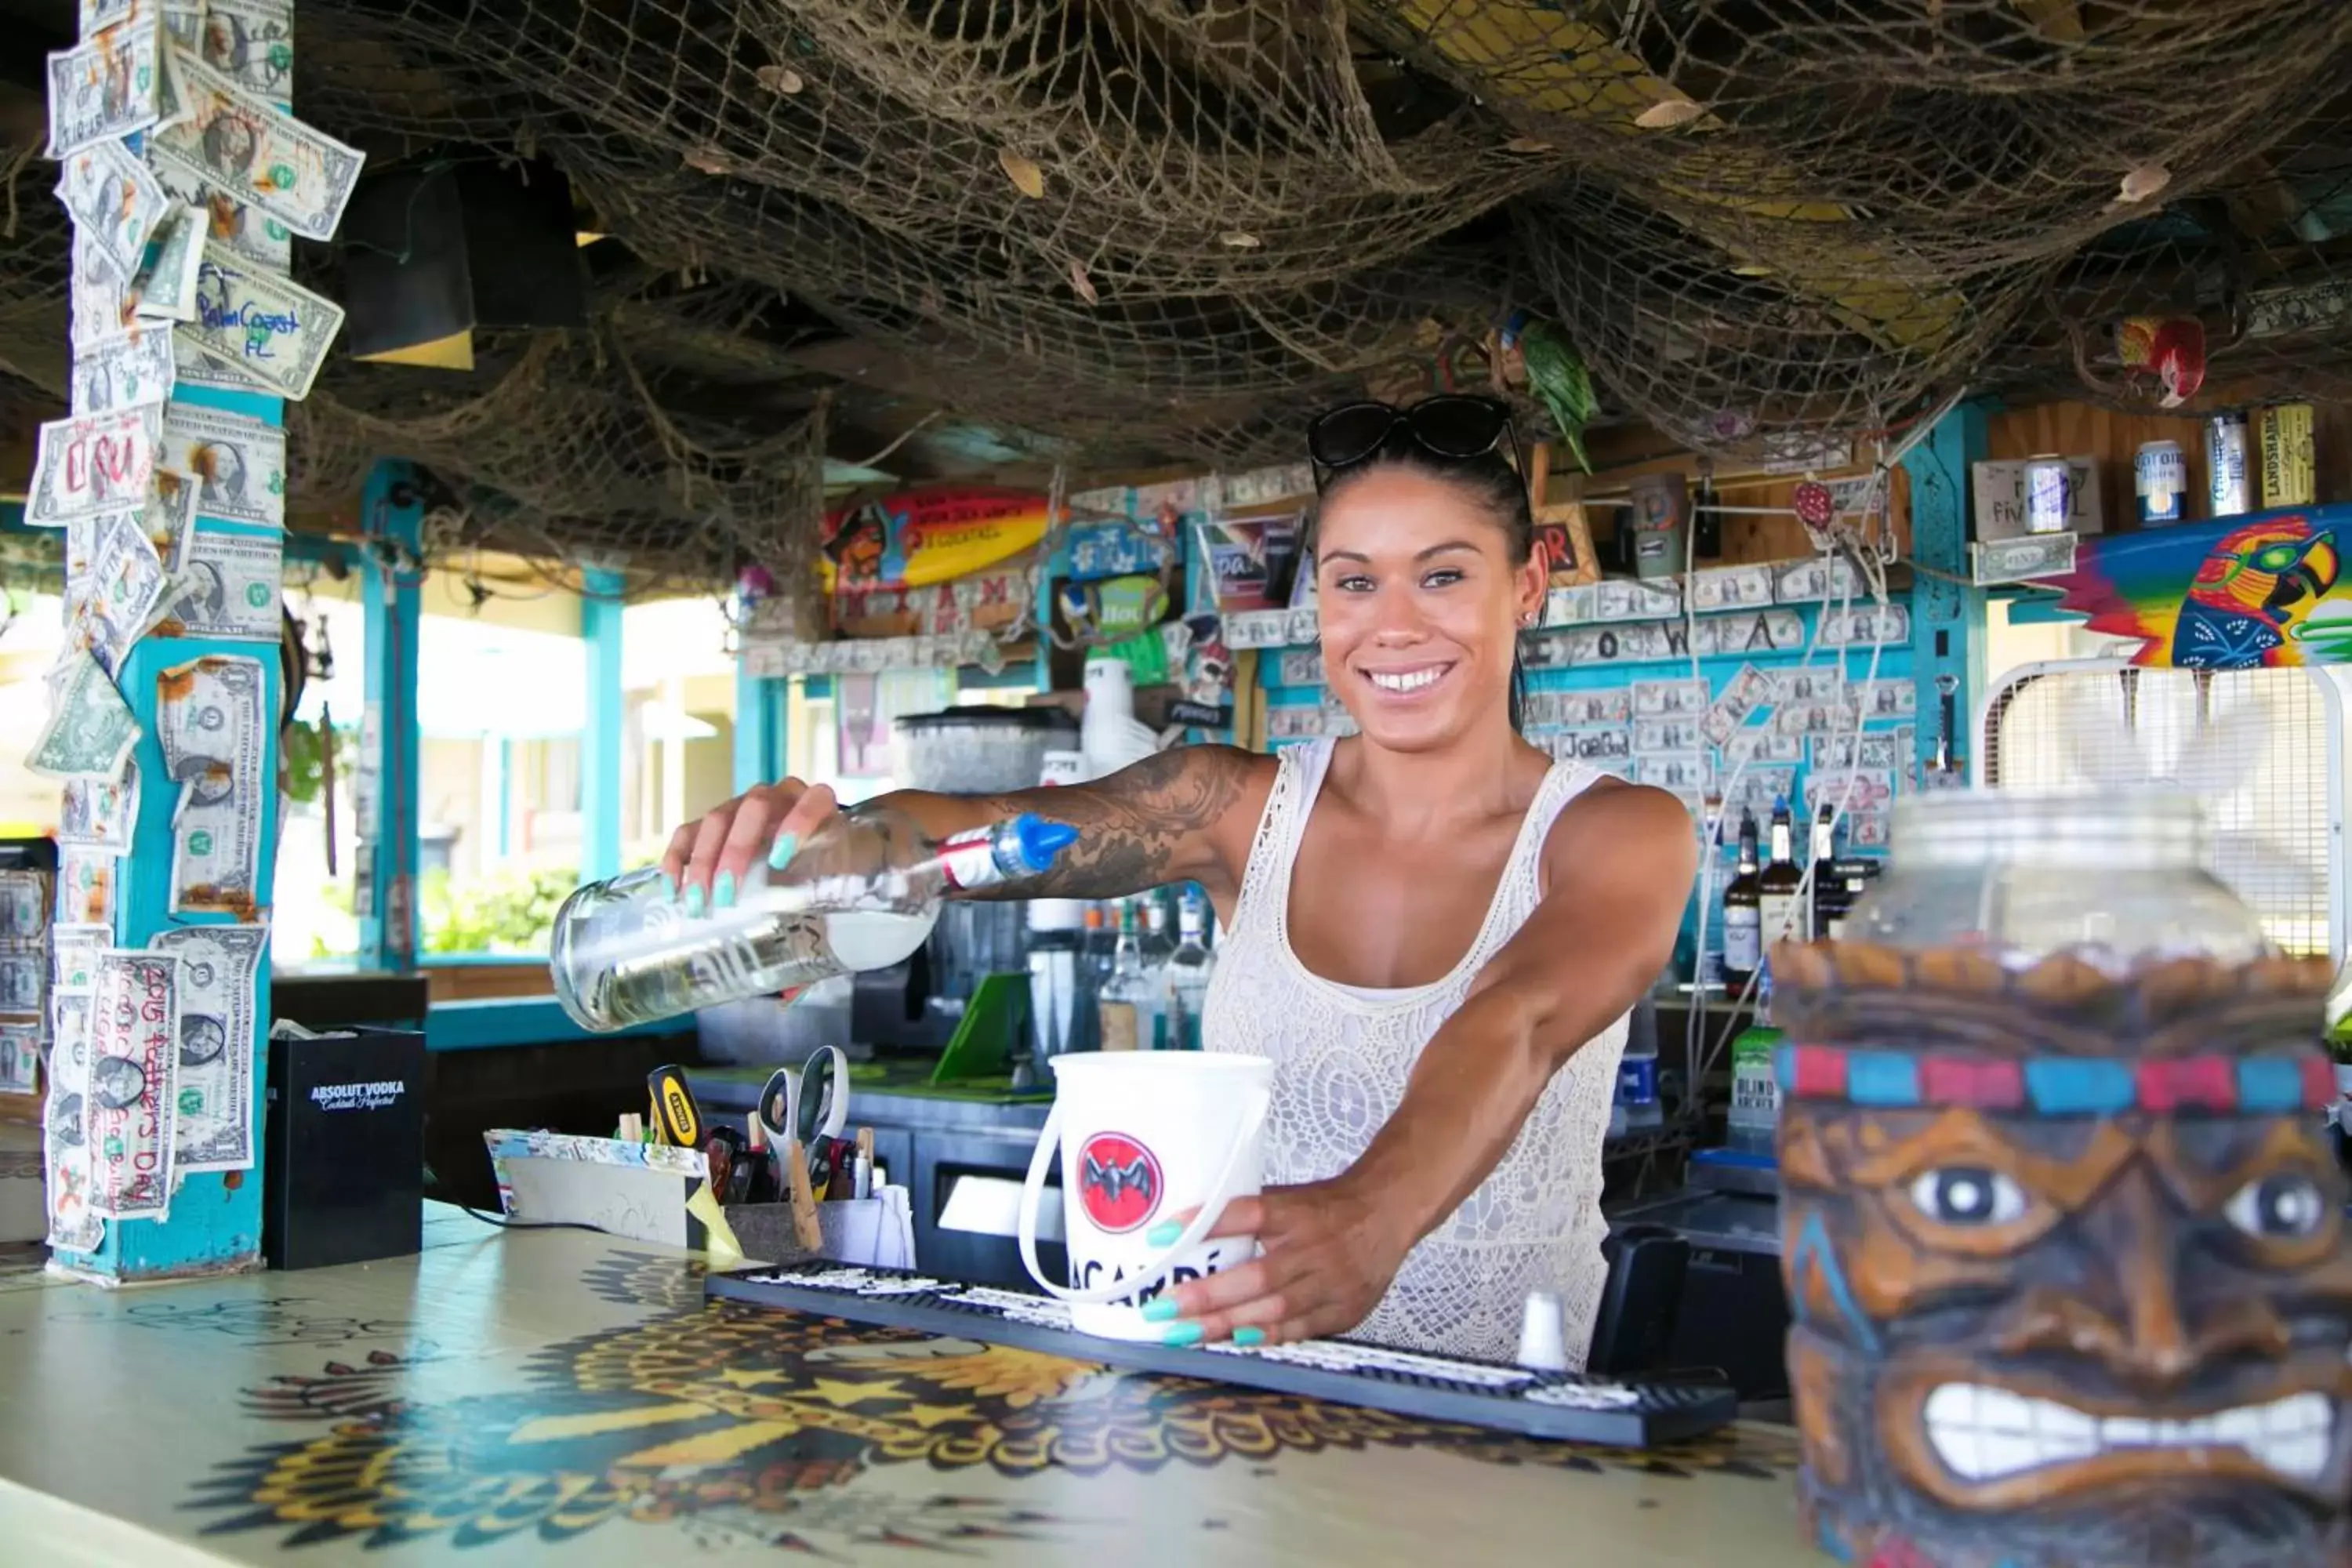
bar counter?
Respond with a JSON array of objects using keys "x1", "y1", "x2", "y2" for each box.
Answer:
[{"x1": 0, "y1": 1207, "x2": 1822, "y2": 1566}]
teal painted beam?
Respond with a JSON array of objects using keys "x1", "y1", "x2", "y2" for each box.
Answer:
[
  {"x1": 360, "y1": 462, "x2": 425, "y2": 971},
  {"x1": 733, "y1": 660, "x2": 782, "y2": 794},
  {"x1": 1899, "y1": 403, "x2": 1991, "y2": 779},
  {"x1": 61, "y1": 382, "x2": 292, "y2": 1279},
  {"x1": 581, "y1": 567, "x2": 626, "y2": 880}
]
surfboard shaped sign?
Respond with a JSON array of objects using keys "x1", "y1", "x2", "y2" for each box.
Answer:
[{"x1": 820, "y1": 487, "x2": 1057, "y2": 595}]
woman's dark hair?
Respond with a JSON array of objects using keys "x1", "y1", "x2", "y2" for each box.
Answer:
[{"x1": 1310, "y1": 440, "x2": 1537, "y2": 731}]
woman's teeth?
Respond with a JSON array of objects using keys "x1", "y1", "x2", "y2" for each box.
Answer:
[{"x1": 1367, "y1": 667, "x2": 1445, "y2": 693}]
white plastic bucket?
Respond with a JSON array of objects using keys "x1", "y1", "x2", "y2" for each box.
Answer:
[{"x1": 1018, "y1": 1051, "x2": 1273, "y2": 1339}]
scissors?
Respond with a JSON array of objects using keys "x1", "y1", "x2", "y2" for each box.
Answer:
[{"x1": 758, "y1": 1045, "x2": 849, "y2": 1157}]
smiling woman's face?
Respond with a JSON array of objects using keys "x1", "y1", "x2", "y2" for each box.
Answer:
[{"x1": 1313, "y1": 464, "x2": 1547, "y2": 753}]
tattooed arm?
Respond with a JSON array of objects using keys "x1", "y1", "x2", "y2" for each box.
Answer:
[{"x1": 661, "y1": 745, "x2": 1269, "y2": 909}]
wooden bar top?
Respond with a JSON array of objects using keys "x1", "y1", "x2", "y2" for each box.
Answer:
[{"x1": 0, "y1": 1207, "x2": 1824, "y2": 1566}]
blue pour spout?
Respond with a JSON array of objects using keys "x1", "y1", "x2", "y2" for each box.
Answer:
[{"x1": 1012, "y1": 813, "x2": 1080, "y2": 873}]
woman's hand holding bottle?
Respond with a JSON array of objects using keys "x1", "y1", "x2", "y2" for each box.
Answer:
[{"x1": 661, "y1": 777, "x2": 841, "y2": 913}]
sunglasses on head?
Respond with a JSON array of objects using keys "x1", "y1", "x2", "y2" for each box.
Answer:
[{"x1": 1306, "y1": 395, "x2": 1523, "y2": 488}]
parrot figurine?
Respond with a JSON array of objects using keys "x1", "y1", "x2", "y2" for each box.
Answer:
[
  {"x1": 1498, "y1": 310, "x2": 1599, "y2": 472},
  {"x1": 2072, "y1": 311, "x2": 2209, "y2": 409},
  {"x1": 2115, "y1": 314, "x2": 2209, "y2": 408},
  {"x1": 2049, "y1": 514, "x2": 2341, "y2": 669}
]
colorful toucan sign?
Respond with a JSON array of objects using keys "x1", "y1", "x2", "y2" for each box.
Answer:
[{"x1": 2045, "y1": 507, "x2": 2349, "y2": 669}]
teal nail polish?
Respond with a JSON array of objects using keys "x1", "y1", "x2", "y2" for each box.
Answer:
[
  {"x1": 658, "y1": 871, "x2": 677, "y2": 900},
  {"x1": 768, "y1": 833, "x2": 800, "y2": 870},
  {"x1": 1232, "y1": 1327, "x2": 1265, "y2": 1348},
  {"x1": 714, "y1": 871, "x2": 737, "y2": 910},
  {"x1": 1160, "y1": 1322, "x2": 1203, "y2": 1348},
  {"x1": 683, "y1": 884, "x2": 706, "y2": 917},
  {"x1": 1140, "y1": 1298, "x2": 1179, "y2": 1323},
  {"x1": 1145, "y1": 1221, "x2": 1184, "y2": 1247}
]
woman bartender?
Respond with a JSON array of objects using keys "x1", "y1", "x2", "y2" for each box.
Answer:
[{"x1": 664, "y1": 396, "x2": 1696, "y2": 1366}]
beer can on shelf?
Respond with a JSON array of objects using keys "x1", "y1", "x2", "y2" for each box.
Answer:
[
  {"x1": 2206, "y1": 412, "x2": 2251, "y2": 517},
  {"x1": 2133, "y1": 440, "x2": 2186, "y2": 524},
  {"x1": 2258, "y1": 403, "x2": 2316, "y2": 508},
  {"x1": 2023, "y1": 456, "x2": 2072, "y2": 535}
]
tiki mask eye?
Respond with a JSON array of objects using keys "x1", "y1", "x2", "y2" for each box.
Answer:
[
  {"x1": 2225, "y1": 1172, "x2": 2328, "y2": 1240},
  {"x1": 1907, "y1": 1167, "x2": 2027, "y2": 1227}
]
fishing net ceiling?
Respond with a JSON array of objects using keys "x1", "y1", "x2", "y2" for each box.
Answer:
[{"x1": 7, "y1": 0, "x2": 2352, "y2": 584}]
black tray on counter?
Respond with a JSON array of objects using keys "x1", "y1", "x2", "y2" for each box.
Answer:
[{"x1": 706, "y1": 1260, "x2": 1736, "y2": 1447}]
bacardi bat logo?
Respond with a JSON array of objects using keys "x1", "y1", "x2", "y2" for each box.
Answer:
[{"x1": 1076, "y1": 1131, "x2": 1162, "y2": 1235}]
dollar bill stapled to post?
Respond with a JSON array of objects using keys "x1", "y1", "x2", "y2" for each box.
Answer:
[
  {"x1": 69, "y1": 321, "x2": 176, "y2": 416},
  {"x1": 158, "y1": 402, "x2": 284, "y2": 528},
  {"x1": 150, "y1": 50, "x2": 362, "y2": 242},
  {"x1": 27, "y1": 649, "x2": 141, "y2": 783},
  {"x1": 150, "y1": 924, "x2": 265, "y2": 1172},
  {"x1": 158, "y1": 654, "x2": 267, "y2": 918},
  {"x1": 176, "y1": 240, "x2": 343, "y2": 400},
  {"x1": 85, "y1": 949, "x2": 179, "y2": 1220},
  {"x1": 45, "y1": 13, "x2": 164, "y2": 158},
  {"x1": 56, "y1": 136, "x2": 171, "y2": 284}
]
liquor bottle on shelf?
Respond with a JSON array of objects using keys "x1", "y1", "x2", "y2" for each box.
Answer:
[
  {"x1": 1721, "y1": 810, "x2": 1762, "y2": 993},
  {"x1": 1096, "y1": 901, "x2": 1151, "y2": 1051},
  {"x1": 1758, "y1": 797, "x2": 1808, "y2": 949},
  {"x1": 1081, "y1": 901, "x2": 1116, "y2": 986},
  {"x1": 1807, "y1": 805, "x2": 1840, "y2": 942},
  {"x1": 1139, "y1": 895, "x2": 1177, "y2": 968},
  {"x1": 1725, "y1": 962, "x2": 1784, "y2": 1156},
  {"x1": 1162, "y1": 888, "x2": 1215, "y2": 1051}
]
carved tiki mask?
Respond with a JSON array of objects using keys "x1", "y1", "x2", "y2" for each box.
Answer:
[{"x1": 1773, "y1": 942, "x2": 2352, "y2": 1568}]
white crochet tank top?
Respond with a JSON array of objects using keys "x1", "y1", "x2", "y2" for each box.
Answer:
[{"x1": 1203, "y1": 738, "x2": 1629, "y2": 1366}]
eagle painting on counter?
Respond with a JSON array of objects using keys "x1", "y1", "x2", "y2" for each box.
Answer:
[{"x1": 2047, "y1": 510, "x2": 2348, "y2": 669}]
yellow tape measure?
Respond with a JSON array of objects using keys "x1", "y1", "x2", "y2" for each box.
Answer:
[{"x1": 647, "y1": 1065, "x2": 704, "y2": 1149}]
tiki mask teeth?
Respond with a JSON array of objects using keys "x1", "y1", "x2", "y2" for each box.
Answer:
[{"x1": 1925, "y1": 1384, "x2": 2334, "y2": 1484}]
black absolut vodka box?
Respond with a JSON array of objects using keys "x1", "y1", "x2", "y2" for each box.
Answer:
[{"x1": 264, "y1": 1026, "x2": 424, "y2": 1271}]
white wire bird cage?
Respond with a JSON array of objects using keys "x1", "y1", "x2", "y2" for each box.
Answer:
[{"x1": 1977, "y1": 657, "x2": 2347, "y2": 965}]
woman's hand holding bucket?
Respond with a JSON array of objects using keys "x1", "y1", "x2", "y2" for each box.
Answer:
[{"x1": 1142, "y1": 1175, "x2": 1412, "y2": 1348}]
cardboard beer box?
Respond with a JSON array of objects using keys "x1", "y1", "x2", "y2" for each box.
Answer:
[{"x1": 1969, "y1": 456, "x2": 2105, "y2": 541}]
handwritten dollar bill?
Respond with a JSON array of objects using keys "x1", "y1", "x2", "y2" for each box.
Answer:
[
  {"x1": 88, "y1": 949, "x2": 180, "y2": 1219},
  {"x1": 56, "y1": 848, "x2": 119, "y2": 927},
  {"x1": 28, "y1": 649, "x2": 141, "y2": 782},
  {"x1": 151, "y1": 52, "x2": 365, "y2": 241},
  {"x1": 160, "y1": 401, "x2": 285, "y2": 527},
  {"x1": 132, "y1": 203, "x2": 208, "y2": 321},
  {"x1": 51, "y1": 925, "x2": 111, "y2": 995},
  {"x1": 71, "y1": 322, "x2": 177, "y2": 416},
  {"x1": 44, "y1": 982, "x2": 104, "y2": 1251},
  {"x1": 0, "y1": 1024, "x2": 41, "y2": 1095},
  {"x1": 56, "y1": 137, "x2": 172, "y2": 283},
  {"x1": 180, "y1": 242, "x2": 345, "y2": 400},
  {"x1": 25, "y1": 406, "x2": 158, "y2": 524},
  {"x1": 1700, "y1": 662, "x2": 1777, "y2": 747},
  {"x1": 151, "y1": 140, "x2": 293, "y2": 270},
  {"x1": 159, "y1": 654, "x2": 267, "y2": 917},
  {"x1": 45, "y1": 19, "x2": 163, "y2": 157},
  {"x1": 0, "y1": 869, "x2": 47, "y2": 942},
  {"x1": 150, "y1": 923, "x2": 265, "y2": 1171},
  {"x1": 156, "y1": 522, "x2": 282, "y2": 641},
  {"x1": 198, "y1": 0, "x2": 292, "y2": 100}
]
